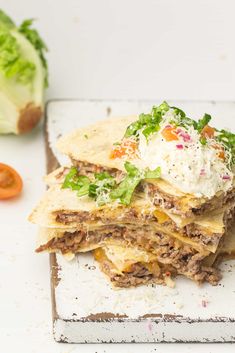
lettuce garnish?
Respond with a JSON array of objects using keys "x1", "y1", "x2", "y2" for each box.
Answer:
[{"x1": 62, "y1": 163, "x2": 161, "y2": 206}]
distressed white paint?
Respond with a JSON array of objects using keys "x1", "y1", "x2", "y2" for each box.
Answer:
[
  {"x1": 54, "y1": 318, "x2": 235, "y2": 343},
  {"x1": 47, "y1": 100, "x2": 235, "y2": 343},
  {"x1": 55, "y1": 254, "x2": 235, "y2": 321}
]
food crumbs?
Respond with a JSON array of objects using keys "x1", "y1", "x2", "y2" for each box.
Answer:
[{"x1": 201, "y1": 300, "x2": 209, "y2": 308}]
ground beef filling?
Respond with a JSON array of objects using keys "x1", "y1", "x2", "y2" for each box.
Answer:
[
  {"x1": 72, "y1": 159, "x2": 121, "y2": 178},
  {"x1": 98, "y1": 260, "x2": 176, "y2": 288},
  {"x1": 101, "y1": 260, "x2": 155, "y2": 287},
  {"x1": 147, "y1": 183, "x2": 235, "y2": 218},
  {"x1": 55, "y1": 204, "x2": 235, "y2": 248},
  {"x1": 37, "y1": 225, "x2": 220, "y2": 285}
]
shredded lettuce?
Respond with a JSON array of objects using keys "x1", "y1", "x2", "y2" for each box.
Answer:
[
  {"x1": 62, "y1": 167, "x2": 90, "y2": 193},
  {"x1": 110, "y1": 162, "x2": 142, "y2": 205},
  {"x1": 124, "y1": 102, "x2": 213, "y2": 139},
  {"x1": 62, "y1": 168, "x2": 116, "y2": 206},
  {"x1": 145, "y1": 166, "x2": 161, "y2": 179},
  {"x1": 124, "y1": 102, "x2": 168, "y2": 140},
  {"x1": 196, "y1": 114, "x2": 211, "y2": 132},
  {"x1": 89, "y1": 172, "x2": 116, "y2": 205},
  {"x1": 62, "y1": 163, "x2": 161, "y2": 206},
  {"x1": 110, "y1": 162, "x2": 161, "y2": 205}
]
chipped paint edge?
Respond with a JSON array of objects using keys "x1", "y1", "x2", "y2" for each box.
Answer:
[{"x1": 53, "y1": 318, "x2": 235, "y2": 343}]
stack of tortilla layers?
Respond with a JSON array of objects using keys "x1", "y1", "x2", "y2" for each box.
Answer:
[{"x1": 29, "y1": 115, "x2": 235, "y2": 288}]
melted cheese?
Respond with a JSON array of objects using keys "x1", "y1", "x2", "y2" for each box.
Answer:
[
  {"x1": 220, "y1": 223, "x2": 235, "y2": 255},
  {"x1": 102, "y1": 245, "x2": 157, "y2": 272}
]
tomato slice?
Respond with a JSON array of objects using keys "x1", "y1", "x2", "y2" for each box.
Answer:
[
  {"x1": 110, "y1": 140, "x2": 137, "y2": 159},
  {"x1": 0, "y1": 163, "x2": 23, "y2": 199},
  {"x1": 161, "y1": 126, "x2": 179, "y2": 141},
  {"x1": 201, "y1": 125, "x2": 215, "y2": 138},
  {"x1": 212, "y1": 144, "x2": 226, "y2": 160}
]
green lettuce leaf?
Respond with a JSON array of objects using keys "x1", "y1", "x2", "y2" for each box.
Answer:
[
  {"x1": 62, "y1": 168, "x2": 116, "y2": 205},
  {"x1": 110, "y1": 162, "x2": 142, "y2": 205},
  {"x1": 124, "y1": 102, "x2": 214, "y2": 142},
  {"x1": 196, "y1": 113, "x2": 212, "y2": 132},
  {"x1": 0, "y1": 28, "x2": 36, "y2": 83},
  {"x1": 145, "y1": 166, "x2": 161, "y2": 179},
  {"x1": 0, "y1": 9, "x2": 15, "y2": 29},
  {"x1": 89, "y1": 172, "x2": 116, "y2": 205},
  {"x1": 110, "y1": 162, "x2": 161, "y2": 205},
  {"x1": 19, "y1": 19, "x2": 48, "y2": 86},
  {"x1": 62, "y1": 167, "x2": 90, "y2": 193},
  {"x1": 63, "y1": 164, "x2": 161, "y2": 206},
  {"x1": 124, "y1": 102, "x2": 169, "y2": 140},
  {"x1": 0, "y1": 10, "x2": 48, "y2": 134}
]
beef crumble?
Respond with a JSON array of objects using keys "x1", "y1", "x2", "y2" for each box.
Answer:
[
  {"x1": 37, "y1": 224, "x2": 221, "y2": 285},
  {"x1": 54, "y1": 202, "x2": 235, "y2": 249}
]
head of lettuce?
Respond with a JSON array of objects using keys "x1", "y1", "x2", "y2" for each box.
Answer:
[{"x1": 0, "y1": 10, "x2": 48, "y2": 134}]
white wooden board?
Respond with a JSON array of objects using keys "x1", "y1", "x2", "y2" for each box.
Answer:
[{"x1": 46, "y1": 100, "x2": 235, "y2": 343}]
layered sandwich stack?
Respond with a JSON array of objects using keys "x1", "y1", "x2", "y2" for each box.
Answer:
[{"x1": 29, "y1": 102, "x2": 235, "y2": 288}]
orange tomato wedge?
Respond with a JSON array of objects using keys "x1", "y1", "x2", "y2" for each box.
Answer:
[
  {"x1": 212, "y1": 144, "x2": 225, "y2": 160},
  {"x1": 110, "y1": 140, "x2": 137, "y2": 159},
  {"x1": 110, "y1": 146, "x2": 126, "y2": 159},
  {"x1": 218, "y1": 150, "x2": 225, "y2": 160},
  {"x1": 161, "y1": 126, "x2": 179, "y2": 141},
  {"x1": 0, "y1": 163, "x2": 23, "y2": 199},
  {"x1": 201, "y1": 125, "x2": 215, "y2": 138}
]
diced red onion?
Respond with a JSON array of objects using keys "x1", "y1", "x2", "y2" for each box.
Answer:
[
  {"x1": 178, "y1": 131, "x2": 191, "y2": 142},
  {"x1": 176, "y1": 128, "x2": 183, "y2": 133},
  {"x1": 200, "y1": 169, "x2": 206, "y2": 176},
  {"x1": 222, "y1": 175, "x2": 231, "y2": 180},
  {"x1": 176, "y1": 144, "x2": 184, "y2": 149},
  {"x1": 176, "y1": 128, "x2": 191, "y2": 142}
]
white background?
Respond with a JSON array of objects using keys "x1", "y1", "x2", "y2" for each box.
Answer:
[
  {"x1": 2, "y1": 0, "x2": 235, "y2": 102},
  {"x1": 0, "y1": 0, "x2": 235, "y2": 352}
]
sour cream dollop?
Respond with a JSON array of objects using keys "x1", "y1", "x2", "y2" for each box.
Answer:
[{"x1": 135, "y1": 114, "x2": 233, "y2": 198}]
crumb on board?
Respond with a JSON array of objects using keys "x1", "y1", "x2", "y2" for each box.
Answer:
[{"x1": 201, "y1": 299, "x2": 209, "y2": 308}]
